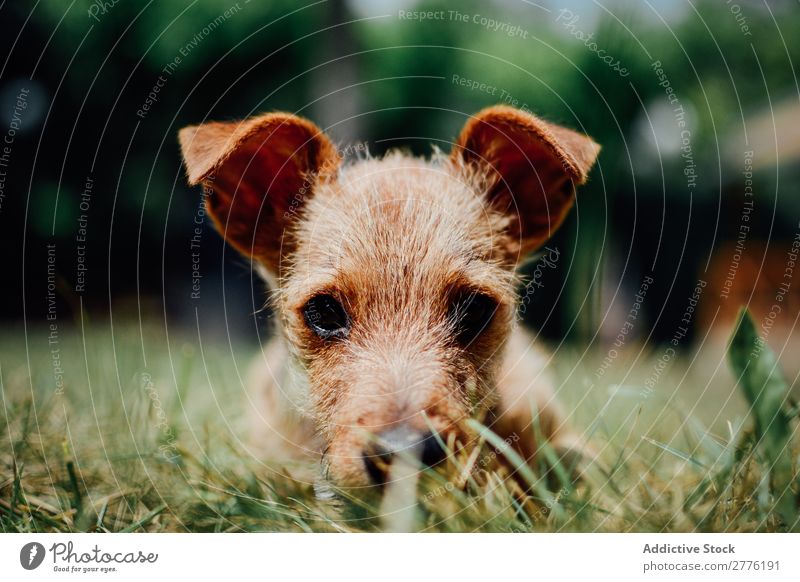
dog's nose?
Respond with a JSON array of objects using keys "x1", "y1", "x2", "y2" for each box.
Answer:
[{"x1": 362, "y1": 427, "x2": 448, "y2": 485}]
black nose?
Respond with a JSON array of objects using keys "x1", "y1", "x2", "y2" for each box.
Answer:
[{"x1": 363, "y1": 427, "x2": 448, "y2": 485}]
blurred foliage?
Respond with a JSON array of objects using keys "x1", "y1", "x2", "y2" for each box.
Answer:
[
  {"x1": 16, "y1": 0, "x2": 800, "y2": 198},
  {"x1": 2, "y1": 0, "x2": 799, "y2": 337}
]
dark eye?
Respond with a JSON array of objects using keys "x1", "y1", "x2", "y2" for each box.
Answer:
[
  {"x1": 450, "y1": 292, "x2": 497, "y2": 345},
  {"x1": 303, "y1": 294, "x2": 350, "y2": 339}
]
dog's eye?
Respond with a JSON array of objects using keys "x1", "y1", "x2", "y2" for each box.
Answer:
[
  {"x1": 450, "y1": 292, "x2": 497, "y2": 345},
  {"x1": 303, "y1": 294, "x2": 350, "y2": 339}
]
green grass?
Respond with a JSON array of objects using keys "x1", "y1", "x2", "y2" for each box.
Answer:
[{"x1": 1, "y1": 310, "x2": 797, "y2": 532}]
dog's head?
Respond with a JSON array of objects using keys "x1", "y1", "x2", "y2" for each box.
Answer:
[{"x1": 179, "y1": 106, "x2": 599, "y2": 489}]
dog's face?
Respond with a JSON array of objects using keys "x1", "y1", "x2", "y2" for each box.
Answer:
[{"x1": 179, "y1": 107, "x2": 599, "y2": 489}]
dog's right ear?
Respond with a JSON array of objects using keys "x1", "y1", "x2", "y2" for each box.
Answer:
[{"x1": 178, "y1": 113, "x2": 340, "y2": 272}]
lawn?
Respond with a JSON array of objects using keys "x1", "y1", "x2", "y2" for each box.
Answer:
[{"x1": 1, "y1": 311, "x2": 797, "y2": 532}]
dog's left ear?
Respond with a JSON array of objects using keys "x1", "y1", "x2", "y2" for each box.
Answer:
[{"x1": 452, "y1": 105, "x2": 600, "y2": 258}]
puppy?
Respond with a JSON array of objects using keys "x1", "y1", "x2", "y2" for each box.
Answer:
[{"x1": 178, "y1": 106, "x2": 599, "y2": 495}]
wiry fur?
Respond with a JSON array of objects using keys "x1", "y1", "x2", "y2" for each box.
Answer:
[{"x1": 179, "y1": 106, "x2": 600, "y2": 493}]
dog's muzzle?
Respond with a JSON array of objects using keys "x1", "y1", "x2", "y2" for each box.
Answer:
[{"x1": 361, "y1": 426, "x2": 448, "y2": 485}]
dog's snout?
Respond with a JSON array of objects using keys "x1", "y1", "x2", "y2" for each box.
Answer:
[
  {"x1": 420, "y1": 432, "x2": 448, "y2": 468},
  {"x1": 362, "y1": 427, "x2": 448, "y2": 485}
]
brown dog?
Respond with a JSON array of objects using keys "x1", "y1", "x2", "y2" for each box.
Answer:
[{"x1": 179, "y1": 106, "x2": 599, "y2": 495}]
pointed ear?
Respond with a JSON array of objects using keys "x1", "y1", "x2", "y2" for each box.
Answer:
[
  {"x1": 451, "y1": 105, "x2": 600, "y2": 258},
  {"x1": 178, "y1": 112, "x2": 340, "y2": 272}
]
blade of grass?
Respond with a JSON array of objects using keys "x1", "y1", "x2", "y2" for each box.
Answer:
[
  {"x1": 728, "y1": 308, "x2": 797, "y2": 530},
  {"x1": 641, "y1": 436, "x2": 706, "y2": 468},
  {"x1": 466, "y1": 419, "x2": 564, "y2": 521},
  {"x1": 120, "y1": 503, "x2": 167, "y2": 532}
]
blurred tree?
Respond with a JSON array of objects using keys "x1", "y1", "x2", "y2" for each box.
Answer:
[{"x1": 0, "y1": 0, "x2": 797, "y2": 347}]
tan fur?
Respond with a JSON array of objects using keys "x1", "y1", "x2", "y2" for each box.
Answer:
[{"x1": 179, "y1": 106, "x2": 600, "y2": 492}]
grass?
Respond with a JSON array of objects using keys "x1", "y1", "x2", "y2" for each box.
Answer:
[{"x1": 1, "y1": 309, "x2": 798, "y2": 532}]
